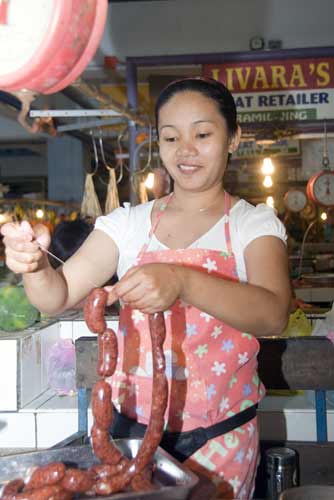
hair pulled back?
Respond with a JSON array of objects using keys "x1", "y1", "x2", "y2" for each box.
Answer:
[{"x1": 155, "y1": 77, "x2": 238, "y2": 137}]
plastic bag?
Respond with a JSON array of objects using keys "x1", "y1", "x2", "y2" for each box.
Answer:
[
  {"x1": 81, "y1": 172, "x2": 102, "y2": 219},
  {"x1": 104, "y1": 166, "x2": 120, "y2": 214},
  {"x1": 281, "y1": 308, "x2": 312, "y2": 338},
  {"x1": 47, "y1": 339, "x2": 76, "y2": 396},
  {"x1": 311, "y1": 302, "x2": 334, "y2": 341}
]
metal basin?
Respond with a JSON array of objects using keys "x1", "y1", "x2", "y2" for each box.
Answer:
[{"x1": 0, "y1": 439, "x2": 198, "y2": 499}]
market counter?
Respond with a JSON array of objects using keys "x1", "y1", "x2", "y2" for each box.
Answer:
[
  {"x1": 295, "y1": 285, "x2": 334, "y2": 304},
  {"x1": 1, "y1": 315, "x2": 333, "y2": 449},
  {"x1": 294, "y1": 274, "x2": 334, "y2": 304}
]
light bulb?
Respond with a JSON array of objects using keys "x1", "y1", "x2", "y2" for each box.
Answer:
[
  {"x1": 266, "y1": 196, "x2": 275, "y2": 208},
  {"x1": 263, "y1": 175, "x2": 273, "y2": 188},
  {"x1": 145, "y1": 172, "x2": 155, "y2": 189},
  {"x1": 36, "y1": 209, "x2": 44, "y2": 219},
  {"x1": 261, "y1": 157, "x2": 275, "y2": 175},
  {"x1": 0, "y1": 213, "x2": 7, "y2": 224},
  {"x1": 320, "y1": 212, "x2": 327, "y2": 221}
]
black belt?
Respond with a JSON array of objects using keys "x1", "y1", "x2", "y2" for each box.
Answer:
[{"x1": 110, "y1": 403, "x2": 258, "y2": 462}]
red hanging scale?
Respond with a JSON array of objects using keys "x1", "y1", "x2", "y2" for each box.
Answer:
[
  {"x1": 306, "y1": 122, "x2": 334, "y2": 208},
  {"x1": 0, "y1": 0, "x2": 108, "y2": 123}
]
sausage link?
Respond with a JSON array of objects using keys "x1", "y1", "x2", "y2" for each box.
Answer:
[
  {"x1": 91, "y1": 425, "x2": 124, "y2": 465},
  {"x1": 94, "y1": 472, "x2": 131, "y2": 497},
  {"x1": 2, "y1": 478, "x2": 24, "y2": 496},
  {"x1": 16, "y1": 484, "x2": 71, "y2": 500},
  {"x1": 61, "y1": 468, "x2": 94, "y2": 493},
  {"x1": 92, "y1": 380, "x2": 113, "y2": 431},
  {"x1": 128, "y1": 312, "x2": 167, "y2": 474},
  {"x1": 90, "y1": 458, "x2": 129, "y2": 480},
  {"x1": 94, "y1": 465, "x2": 153, "y2": 496},
  {"x1": 97, "y1": 329, "x2": 118, "y2": 377},
  {"x1": 24, "y1": 463, "x2": 66, "y2": 490},
  {"x1": 83, "y1": 288, "x2": 108, "y2": 334},
  {"x1": 93, "y1": 312, "x2": 167, "y2": 492}
]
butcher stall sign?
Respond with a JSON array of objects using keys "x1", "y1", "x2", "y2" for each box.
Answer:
[{"x1": 203, "y1": 58, "x2": 334, "y2": 123}]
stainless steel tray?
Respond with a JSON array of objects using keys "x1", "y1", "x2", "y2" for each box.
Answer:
[{"x1": 0, "y1": 439, "x2": 198, "y2": 499}]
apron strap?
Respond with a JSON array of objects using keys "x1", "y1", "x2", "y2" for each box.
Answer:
[
  {"x1": 138, "y1": 192, "x2": 174, "y2": 257},
  {"x1": 224, "y1": 191, "x2": 233, "y2": 255},
  {"x1": 110, "y1": 403, "x2": 258, "y2": 463}
]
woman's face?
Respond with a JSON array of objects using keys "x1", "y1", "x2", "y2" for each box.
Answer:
[{"x1": 158, "y1": 91, "x2": 239, "y2": 193}]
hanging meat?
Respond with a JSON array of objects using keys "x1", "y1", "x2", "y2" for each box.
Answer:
[{"x1": 0, "y1": 289, "x2": 168, "y2": 498}]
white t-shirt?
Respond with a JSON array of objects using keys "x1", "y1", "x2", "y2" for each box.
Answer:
[{"x1": 95, "y1": 198, "x2": 287, "y2": 283}]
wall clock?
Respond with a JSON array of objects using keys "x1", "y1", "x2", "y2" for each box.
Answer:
[{"x1": 249, "y1": 36, "x2": 265, "y2": 51}]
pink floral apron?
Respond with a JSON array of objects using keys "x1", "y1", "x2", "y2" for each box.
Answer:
[{"x1": 111, "y1": 192, "x2": 265, "y2": 499}]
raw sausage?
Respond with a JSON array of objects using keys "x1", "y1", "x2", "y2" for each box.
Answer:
[
  {"x1": 16, "y1": 484, "x2": 71, "y2": 500},
  {"x1": 61, "y1": 469, "x2": 94, "y2": 493},
  {"x1": 90, "y1": 310, "x2": 168, "y2": 493},
  {"x1": 91, "y1": 380, "x2": 113, "y2": 431},
  {"x1": 91, "y1": 425, "x2": 123, "y2": 466},
  {"x1": 2, "y1": 479, "x2": 24, "y2": 496},
  {"x1": 83, "y1": 288, "x2": 108, "y2": 334},
  {"x1": 24, "y1": 463, "x2": 66, "y2": 490},
  {"x1": 127, "y1": 312, "x2": 168, "y2": 474},
  {"x1": 97, "y1": 329, "x2": 118, "y2": 377},
  {"x1": 1, "y1": 292, "x2": 168, "y2": 498},
  {"x1": 90, "y1": 459, "x2": 129, "y2": 480}
]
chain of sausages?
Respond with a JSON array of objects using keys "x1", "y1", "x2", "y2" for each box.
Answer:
[{"x1": 1, "y1": 288, "x2": 168, "y2": 498}]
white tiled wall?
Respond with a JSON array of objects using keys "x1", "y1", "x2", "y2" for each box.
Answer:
[
  {"x1": 0, "y1": 340, "x2": 17, "y2": 411},
  {"x1": 0, "y1": 412, "x2": 36, "y2": 447}
]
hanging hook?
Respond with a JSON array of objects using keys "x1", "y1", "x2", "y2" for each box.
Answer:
[
  {"x1": 322, "y1": 121, "x2": 330, "y2": 169},
  {"x1": 89, "y1": 131, "x2": 99, "y2": 175},
  {"x1": 115, "y1": 127, "x2": 127, "y2": 183},
  {"x1": 98, "y1": 131, "x2": 108, "y2": 169}
]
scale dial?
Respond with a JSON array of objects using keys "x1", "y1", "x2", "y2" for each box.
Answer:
[
  {"x1": 307, "y1": 170, "x2": 334, "y2": 207},
  {"x1": 0, "y1": 0, "x2": 107, "y2": 94},
  {"x1": 284, "y1": 189, "x2": 307, "y2": 212}
]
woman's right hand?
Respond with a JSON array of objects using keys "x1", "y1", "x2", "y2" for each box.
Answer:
[{"x1": 1, "y1": 220, "x2": 51, "y2": 274}]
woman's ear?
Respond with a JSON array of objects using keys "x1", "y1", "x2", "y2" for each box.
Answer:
[{"x1": 228, "y1": 125, "x2": 242, "y2": 153}]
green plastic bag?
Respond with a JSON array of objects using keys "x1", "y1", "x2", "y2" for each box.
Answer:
[
  {"x1": 282, "y1": 308, "x2": 313, "y2": 338},
  {"x1": 0, "y1": 285, "x2": 40, "y2": 332}
]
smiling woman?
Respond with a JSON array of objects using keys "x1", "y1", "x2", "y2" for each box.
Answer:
[{"x1": 1, "y1": 77, "x2": 291, "y2": 499}]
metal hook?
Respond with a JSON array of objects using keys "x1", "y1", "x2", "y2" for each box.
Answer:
[
  {"x1": 98, "y1": 131, "x2": 108, "y2": 169},
  {"x1": 115, "y1": 127, "x2": 127, "y2": 183},
  {"x1": 322, "y1": 121, "x2": 330, "y2": 169},
  {"x1": 90, "y1": 131, "x2": 99, "y2": 175},
  {"x1": 116, "y1": 163, "x2": 123, "y2": 184}
]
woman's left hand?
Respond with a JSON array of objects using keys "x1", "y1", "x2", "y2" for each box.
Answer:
[{"x1": 105, "y1": 263, "x2": 184, "y2": 313}]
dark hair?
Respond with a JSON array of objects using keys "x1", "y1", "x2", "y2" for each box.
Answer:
[
  {"x1": 49, "y1": 219, "x2": 93, "y2": 267},
  {"x1": 155, "y1": 77, "x2": 238, "y2": 138}
]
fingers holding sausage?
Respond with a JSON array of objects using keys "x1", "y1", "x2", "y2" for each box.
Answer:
[{"x1": 111, "y1": 264, "x2": 182, "y2": 312}]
